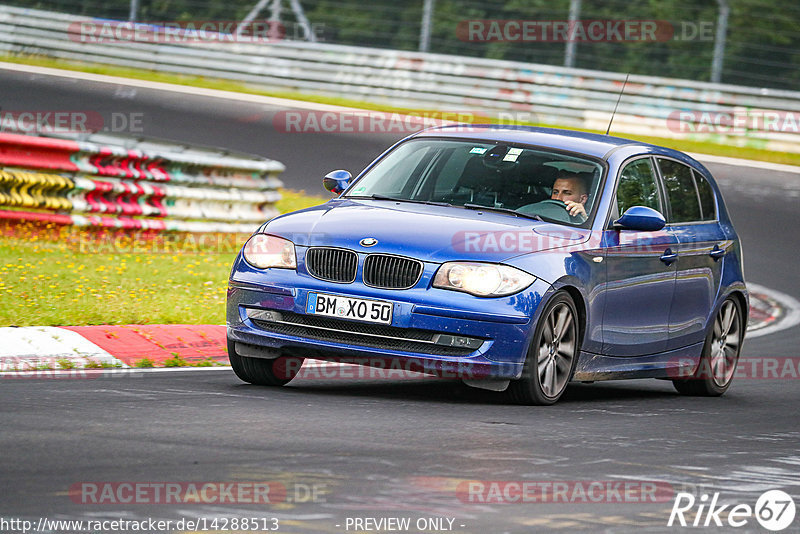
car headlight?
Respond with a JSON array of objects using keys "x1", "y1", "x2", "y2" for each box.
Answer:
[
  {"x1": 433, "y1": 262, "x2": 535, "y2": 297},
  {"x1": 242, "y1": 234, "x2": 296, "y2": 270}
]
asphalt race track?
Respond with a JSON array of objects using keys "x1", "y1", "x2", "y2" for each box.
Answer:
[{"x1": 1, "y1": 67, "x2": 799, "y2": 533}]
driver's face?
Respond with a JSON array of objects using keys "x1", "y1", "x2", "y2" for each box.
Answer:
[{"x1": 551, "y1": 178, "x2": 588, "y2": 204}]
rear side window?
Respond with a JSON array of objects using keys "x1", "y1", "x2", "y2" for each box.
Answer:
[
  {"x1": 658, "y1": 158, "x2": 701, "y2": 223},
  {"x1": 616, "y1": 158, "x2": 661, "y2": 215},
  {"x1": 694, "y1": 172, "x2": 717, "y2": 221}
]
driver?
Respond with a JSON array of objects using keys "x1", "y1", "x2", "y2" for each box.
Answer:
[{"x1": 550, "y1": 172, "x2": 589, "y2": 221}]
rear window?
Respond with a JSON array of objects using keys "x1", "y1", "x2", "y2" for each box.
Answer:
[
  {"x1": 694, "y1": 172, "x2": 717, "y2": 221},
  {"x1": 658, "y1": 158, "x2": 701, "y2": 223}
]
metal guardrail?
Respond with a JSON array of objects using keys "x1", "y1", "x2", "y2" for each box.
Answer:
[
  {"x1": 0, "y1": 130, "x2": 284, "y2": 233},
  {"x1": 1, "y1": 6, "x2": 800, "y2": 152}
]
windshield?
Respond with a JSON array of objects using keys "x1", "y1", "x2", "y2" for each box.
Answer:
[{"x1": 345, "y1": 138, "x2": 605, "y2": 226}]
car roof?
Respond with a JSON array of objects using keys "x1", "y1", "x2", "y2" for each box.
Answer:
[{"x1": 412, "y1": 125, "x2": 660, "y2": 160}]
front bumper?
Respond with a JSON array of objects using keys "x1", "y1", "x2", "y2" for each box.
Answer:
[{"x1": 226, "y1": 258, "x2": 551, "y2": 380}]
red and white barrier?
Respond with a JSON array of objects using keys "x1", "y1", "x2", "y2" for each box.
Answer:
[
  {"x1": 0, "y1": 324, "x2": 229, "y2": 374},
  {"x1": 0, "y1": 131, "x2": 284, "y2": 233}
]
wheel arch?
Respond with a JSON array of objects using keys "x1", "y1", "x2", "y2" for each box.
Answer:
[
  {"x1": 551, "y1": 281, "x2": 588, "y2": 345},
  {"x1": 702, "y1": 281, "x2": 749, "y2": 336},
  {"x1": 727, "y1": 289, "x2": 749, "y2": 333}
]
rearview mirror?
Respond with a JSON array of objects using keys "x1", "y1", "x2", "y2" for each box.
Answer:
[
  {"x1": 613, "y1": 206, "x2": 666, "y2": 231},
  {"x1": 323, "y1": 170, "x2": 352, "y2": 195}
]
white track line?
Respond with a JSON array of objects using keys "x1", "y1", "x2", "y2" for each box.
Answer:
[
  {"x1": 0, "y1": 366, "x2": 231, "y2": 379},
  {"x1": 0, "y1": 326, "x2": 126, "y2": 367},
  {"x1": 686, "y1": 152, "x2": 800, "y2": 175},
  {"x1": 747, "y1": 283, "x2": 800, "y2": 338}
]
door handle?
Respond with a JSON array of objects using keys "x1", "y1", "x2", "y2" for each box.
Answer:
[
  {"x1": 709, "y1": 244, "x2": 726, "y2": 261},
  {"x1": 660, "y1": 248, "x2": 678, "y2": 265}
]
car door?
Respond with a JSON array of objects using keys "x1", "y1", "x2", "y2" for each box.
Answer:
[
  {"x1": 656, "y1": 158, "x2": 727, "y2": 350},
  {"x1": 600, "y1": 157, "x2": 678, "y2": 356}
]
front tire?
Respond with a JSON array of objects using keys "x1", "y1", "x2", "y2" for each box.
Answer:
[
  {"x1": 673, "y1": 298, "x2": 743, "y2": 396},
  {"x1": 507, "y1": 291, "x2": 580, "y2": 405},
  {"x1": 227, "y1": 339, "x2": 304, "y2": 386}
]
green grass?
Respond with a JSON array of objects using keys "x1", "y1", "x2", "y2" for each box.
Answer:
[
  {"x1": 83, "y1": 359, "x2": 124, "y2": 369},
  {"x1": 55, "y1": 358, "x2": 76, "y2": 369},
  {"x1": 276, "y1": 188, "x2": 330, "y2": 213},
  {"x1": 163, "y1": 354, "x2": 189, "y2": 367},
  {"x1": 0, "y1": 225, "x2": 240, "y2": 326},
  {"x1": 191, "y1": 358, "x2": 218, "y2": 367},
  {"x1": 3, "y1": 53, "x2": 800, "y2": 166},
  {"x1": 0, "y1": 188, "x2": 327, "y2": 327}
]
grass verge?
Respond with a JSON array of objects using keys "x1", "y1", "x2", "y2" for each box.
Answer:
[
  {"x1": 0, "y1": 189, "x2": 327, "y2": 327},
  {"x1": 0, "y1": 357, "x2": 217, "y2": 372}
]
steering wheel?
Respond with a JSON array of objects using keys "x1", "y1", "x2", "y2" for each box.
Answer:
[{"x1": 517, "y1": 199, "x2": 582, "y2": 223}]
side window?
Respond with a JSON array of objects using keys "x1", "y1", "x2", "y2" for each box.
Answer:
[
  {"x1": 616, "y1": 158, "x2": 661, "y2": 215},
  {"x1": 351, "y1": 143, "x2": 429, "y2": 196},
  {"x1": 658, "y1": 158, "x2": 701, "y2": 223},
  {"x1": 694, "y1": 172, "x2": 717, "y2": 221}
]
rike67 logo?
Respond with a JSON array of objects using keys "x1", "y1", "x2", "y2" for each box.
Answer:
[{"x1": 668, "y1": 490, "x2": 796, "y2": 531}]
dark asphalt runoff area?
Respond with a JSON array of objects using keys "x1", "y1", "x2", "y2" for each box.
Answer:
[{"x1": 1, "y1": 67, "x2": 799, "y2": 533}]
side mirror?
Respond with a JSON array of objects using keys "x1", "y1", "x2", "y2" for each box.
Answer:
[
  {"x1": 323, "y1": 170, "x2": 352, "y2": 195},
  {"x1": 613, "y1": 206, "x2": 666, "y2": 232}
]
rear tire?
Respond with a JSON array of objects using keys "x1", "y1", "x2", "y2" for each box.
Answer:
[
  {"x1": 227, "y1": 339, "x2": 303, "y2": 386},
  {"x1": 507, "y1": 291, "x2": 580, "y2": 405},
  {"x1": 672, "y1": 298, "x2": 743, "y2": 397}
]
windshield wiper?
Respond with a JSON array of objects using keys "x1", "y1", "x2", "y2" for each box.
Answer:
[
  {"x1": 462, "y1": 203, "x2": 543, "y2": 221},
  {"x1": 353, "y1": 196, "x2": 548, "y2": 221},
  {"x1": 359, "y1": 194, "x2": 450, "y2": 206}
]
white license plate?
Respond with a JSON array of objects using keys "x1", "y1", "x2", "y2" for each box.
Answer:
[{"x1": 306, "y1": 292, "x2": 393, "y2": 325}]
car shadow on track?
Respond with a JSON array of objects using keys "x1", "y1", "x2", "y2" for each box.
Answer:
[{"x1": 231, "y1": 377, "x2": 685, "y2": 406}]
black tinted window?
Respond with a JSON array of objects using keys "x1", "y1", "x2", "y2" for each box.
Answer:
[
  {"x1": 658, "y1": 158, "x2": 701, "y2": 223},
  {"x1": 694, "y1": 172, "x2": 717, "y2": 221},
  {"x1": 617, "y1": 158, "x2": 661, "y2": 215}
]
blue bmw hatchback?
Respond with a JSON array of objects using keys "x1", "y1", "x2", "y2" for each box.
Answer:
[{"x1": 226, "y1": 126, "x2": 747, "y2": 405}]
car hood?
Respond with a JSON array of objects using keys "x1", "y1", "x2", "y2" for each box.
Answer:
[{"x1": 262, "y1": 199, "x2": 590, "y2": 263}]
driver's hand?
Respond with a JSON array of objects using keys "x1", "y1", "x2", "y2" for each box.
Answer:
[{"x1": 564, "y1": 200, "x2": 587, "y2": 220}]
